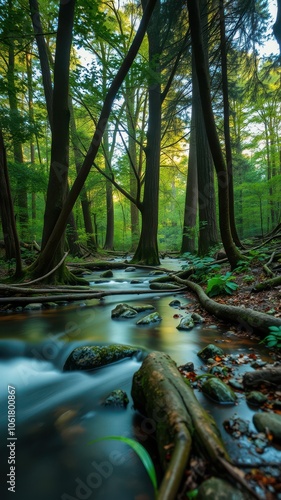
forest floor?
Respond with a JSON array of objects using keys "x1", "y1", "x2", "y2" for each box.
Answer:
[{"x1": 183, "y1": 263, "x2": 281, "y2": 344}]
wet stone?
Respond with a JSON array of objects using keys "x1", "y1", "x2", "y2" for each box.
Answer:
[
  {"x1": 197, "y1": 477, "x2": 246, "y2": 500},
  {"x1": 63, "y1": 344, "x2": 140, "y2": 371},
  {"x1": 179, "y1": 362, "x2": 194, "y2": 372},
  {"x1": 228, "y1": 378, "x2": 244, "y2": 390},
  {"x1": 197, "y1": 344, "x2": 225, "y2": 361},
  {"x1": 253, "y1": 412, "x2": 281, "y2": 442},
  {"x1": 24, "y1": 303, "x2": 43, "y2": 310},
  {"x1": 246, "y1": 391, "x2": 268, "y2": 406},
  {"x1": 136, "y1": 312, "x2": 162, "y2": 325},
  {"x1": 202, "y1": 377, "x2": 237, "y2": 404},
  {"x1": 149, "y1": 270, "x2": 164, "y2": 275},
  {"x1": 111, "y1": 304, "x2": 138, "y2": 318},
  {"x1": 100, "y1": 270, "x2": 113, "y2": 278},
  {"x1": 176, "y1": 314, "x2": 194, "y2": 330},
  {"x1": 102, "y1": 389, "x2": 129, "y2": 408},
  {"x1": 169, "y1": 299, "x2": 181, "y2": 307},
  {"x1": 191, "y1": 312, "x2": 205, "y2": 324},
  {"x1": 124, "y1": 267, "x2": 136, "y2": 272}
]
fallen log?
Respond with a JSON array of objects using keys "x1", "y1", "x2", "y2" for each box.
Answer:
[
  {"x1": 132, "y1": 351, "x2": 257, "y2": 500},
  {"x1": 172, "y1": 275, "x2": 281, "y2": 335},
  {"x1": 0, "y1": 287, "x2": 186, "y2": 306},
  {"x1": 243, "y1": 367, "x2": 281, "y2": 388}
]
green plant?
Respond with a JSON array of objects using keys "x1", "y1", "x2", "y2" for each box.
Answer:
[
  {"x1": 260, "y1": 326, "x2": 281, "y2": 348},
  {"x1": 88, "y1": 435, "x2": 158, "y2": 496},
  {"x1": 242, "y1": 274, "x2": 255, "y2": 283},
  {"x1": 206, "y1": 272, "x2": 238, "y2": 297},
  {"x1": 181, "y1": 253, "x2": 220, "y2": 281}
]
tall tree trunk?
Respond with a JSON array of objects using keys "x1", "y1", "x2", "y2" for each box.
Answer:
[
  {"x1": 26, "y1": 50, "x2": 37, "y2": 224},
  {"x1": 0, "y1": 130, "x2": 22, "y2": 275},
  {"x1": 125, "y1": 86, "x2": 140, "y2": 251},
  {"x1": 181, "y1": 112, "x2": 198, "y2": 254},
  {"x1": 29, "y1": 0, "x2": 157, "y2": 273},
  {"x1": 192, "y1": 10, "x2": 218, "y2": 256},
  {"x1": 132, "y1": 0, "x2": 161, "y2": 265},
  {"x1": 69, "y1": 97, "x2": 97, "y2": 250},
  {"x1": 187, "y1": 0, "x2": 243, "y2": 269},
  {"x1": 29, "y1": 0, "x2": 53, "y2": 125},
  {"x1": 219, "y1": 0, "x2": 242, "y2": 248},
  {"x1": 103, "y1": 126, "x2": 115, "y2": 250},
  {"x1": 31, "y1": 0, "x2": 75, "y2": 280}
]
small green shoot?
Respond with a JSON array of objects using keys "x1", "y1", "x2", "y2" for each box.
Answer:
[
  {"x1": 88, "y1": 435, "x2": 158, "y2": 495},
  {"x1": 206, "y1": 272, "x2": 238, "y2": 297},
  {"x1": 260, "y1": 326, "x2": 281, "y2": 348}
]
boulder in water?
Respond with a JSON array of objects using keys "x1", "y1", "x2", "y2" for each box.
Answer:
[
  {"x1": 63, "y1": 344, "x2": 141, "y2": 371},
  {"x1": 136, "y1": 312, "x2": 162, "y2": 325}
]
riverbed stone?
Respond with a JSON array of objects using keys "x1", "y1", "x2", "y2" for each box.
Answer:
[
  {"x1": 102, "y1": 389, "x2": 129, "y2": 408},
  {"x1": 136, "y1": 312, "x2": 162, "y2": 325},
  {"x1": 124, "y1": 266, "x2": 136, "y2": 272},
  {"x1": 100, "y1": 270, "x2": 113, "y2": 278},
  {"x1": 63, "y1": 344, "x2": 141, "y2": 371},
  {"x1": 176, "y1": 314, "x2": 194, "y2": 330},
  {"x1": 133, "y1": 304, "x2": 155, "y2": 313},
  {"x1": 111, "y1": 303, "x2": 138, "y2": 318},
  {"x1": 24, "y1": 303, "x2": 43, "y2": 310},
  {"x1": 169, "y1": 299, "x2": 181, "y2": 307},
  {"x1": 253, "y1": 412, "x2": 281, "y2": 442},
  {"x1": 246, "y1": 391, "x2": 268, "y2": 406},
  {"x1": 197, "y1": 477, "x2": 246, "y2": 499},
  {"x1": 202, "y1": 377, "x2": 237, "y2": 404},
  {"x1": 191, "y1": 312, "x2": 205, "y2": 324},
  {"x1": 111, "y1": 303, "x2": 155, "y2": 318},
  {"x1": 197, "y1": 344, "x2": 225, "y2": 360}
]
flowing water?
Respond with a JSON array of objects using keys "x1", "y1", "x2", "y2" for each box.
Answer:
[{"x1": 0, "y1": 261, "x2": 279, "y2": 499}]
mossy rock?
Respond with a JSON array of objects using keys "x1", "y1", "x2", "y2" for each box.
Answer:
[
  {"x1": 100, "y1": 270, "x2": 113, "y2": 278},
  {"x1": 246, "y1": 391, "x2": 268, "y2": 406},
  {"x1": 253, "y1": 412, "x2": 281, "y2": 442},
  {"x1": 63, "y1": 344, "x2": 141, "y2": 371},
  {"x1": 136, "y1": 312, "x2": 162, "y2": 325},
  {"x1": 111, "y1": 303, "x2": 138, "y2": 318},
  {"x1": 198, "y1": 477, "x2": 247, "y2": 499},
  {"x1": 102, "y1": 389, "x2": 129, "y2": 408},
  {"x1": 197, "y1": 344, "x2": 225, "y2": 361},
  {"x1": 202, "y1": 377, "x2": 237, "y2": 404}
]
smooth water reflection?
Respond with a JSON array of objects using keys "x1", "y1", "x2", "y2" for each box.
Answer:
[{"x1": 0, "y1": 263, "x2": 277, "y2": 499}]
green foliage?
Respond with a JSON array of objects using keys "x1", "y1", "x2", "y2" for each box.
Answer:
[
  {"x1": 88, "y1": 435, "x2": 158, "y2": 495},
  {"x1": 260, "y1": 326, "x2": 281, "y2": 348},
  {"x1": 235, "y1": 250, "x2": 268, "y2": 273},
  {"x1": 206, "y1": 272, "x2": 238, "y2": 297},
  {"x1": 181, "y1": 252, "x2": 220, "y2": 281}
]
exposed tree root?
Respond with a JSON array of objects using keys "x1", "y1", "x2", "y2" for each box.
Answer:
[
  {"x1": 252, "y1": 274, "x2": 281, "y2": 292},
  {"x1": 172, "y1": 275, "x2": 281, "y2": 335},
  {"x1": 243, "y1": 367, "x2": 281, "y2": 388},
  {"x1": 132, "y1": 352, "x2": 258, "y2": 500}
]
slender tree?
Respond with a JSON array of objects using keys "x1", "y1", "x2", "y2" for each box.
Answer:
[{"x1": 187, "y1": 0, "x2": 244, "y2": 268}]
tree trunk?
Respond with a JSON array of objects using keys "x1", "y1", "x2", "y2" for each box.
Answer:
[
  {"x1": 192, "y1": 10, "x2": 218, "y2": 256},
  {"x1": 219, "y1": 0, "x2": 242, "y2": 248},
  {"x1": 29, "y1": 0, "x2": 53, "y2": 125},
  {"x1": 187, "y1": 0, "x2": 244, "y2": 269},
  {"x1": 69, "y1": 97, "x2": 97, "y2": 250},
  {"x1": 181, "y1": 112, "x2": 198, "y2": 254},
  {"x1": 103, "y1": 126, "x2": 115, "y2": 250},
  {"x1": 0, "y1": 130, "x2": 22, "y2": 275},
  {"x1": 28, "y1": 0, "x2": 157, "y2": 277},
  {"x1": 30, "y1": 0, "x2": 75, "y2": 281},
  {"x1": 132, "y1": 0, "x2": 161, "y2": 265}
]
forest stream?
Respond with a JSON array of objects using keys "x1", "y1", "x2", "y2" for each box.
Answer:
[{"x1": 0, "y1": 260, "x2": 281, "y2": 500}]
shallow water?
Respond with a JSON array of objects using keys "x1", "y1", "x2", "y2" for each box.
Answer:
[{"x1": 0, "y1": 261, "x2": 279, "y2": 499}]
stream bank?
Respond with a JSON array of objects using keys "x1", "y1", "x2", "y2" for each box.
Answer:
[{"x1": 0, "y1": 260, "x2": 280, "y2": 499}]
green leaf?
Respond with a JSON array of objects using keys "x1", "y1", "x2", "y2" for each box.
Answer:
[
  {"x1": 269, "y1": 326, "x2": 281, "y2": 332},
  {"x1": 88, "y1": 436, "x2": 158, "y2": 494},
  {"x1": 186, "y1": 489, "x2": 199, "y2": 498},
  {"x1": 267, "y1": 340, "x2": 278, "y2": 347}
]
